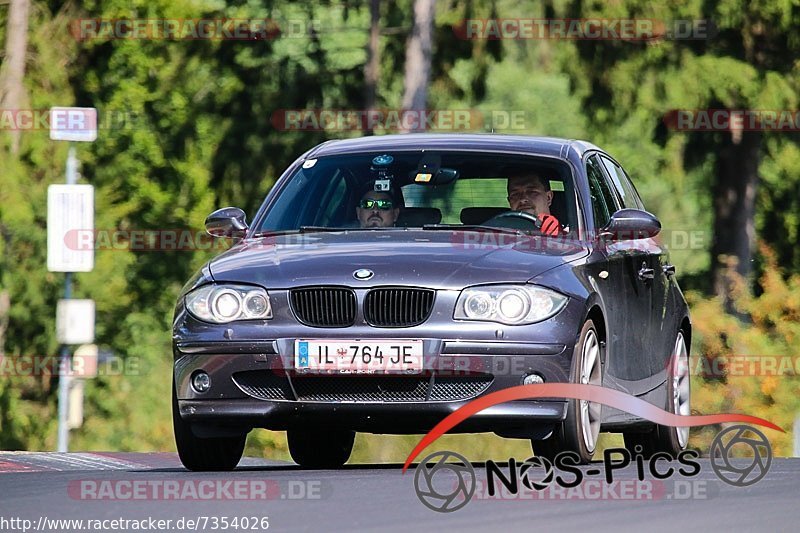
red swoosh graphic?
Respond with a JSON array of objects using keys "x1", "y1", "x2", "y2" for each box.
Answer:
[{"x1": 402, "y1": 383, "x2": 783, "y2": 473}]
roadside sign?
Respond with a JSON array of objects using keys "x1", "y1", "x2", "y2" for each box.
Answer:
[
  {"x1": 56, "y1": 299, "x2": 95, "y2": 344},
  {"x1": 72, "y1": 344, "x2": 99, "y2": 378},
  {"x1": 47, "y1": 184, "x2": 94, "y2": 272},
  {"x1": 68, "y1": 379, "x2": 85, "y2": 429},
  {"x1": 49, "y1": 107, "x2": 97, "y2": 142}
]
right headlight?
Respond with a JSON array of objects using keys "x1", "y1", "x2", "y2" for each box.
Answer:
[
  {"x1": 454, "y1": 284, "x2": 568, "y2": 325},
  {"x1": 185, "y1": 284, "x2": 272, "y2": 324}
]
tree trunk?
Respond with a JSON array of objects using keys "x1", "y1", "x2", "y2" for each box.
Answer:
[
  {"x1": 0, "y1": 290, "x2": 8, "y2": 356},
  {"x1": 0, "y1": 0, "x2": 31, "y2": 155},
  {"x1": 711, "y1": 128, "x2": 762, "y2": 306},
  {"x1": 363, "y1": 0, "x2": 380, "y2": 135},
  {"x1": 400, "y1": 0, "x2": 435, "y2": 133}
]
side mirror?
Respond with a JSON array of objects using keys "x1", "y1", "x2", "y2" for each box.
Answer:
[
  {"x1": 205, "y1": 207, "x2": 248, "y2": 238},
  {"x1": 600, "y1": 208, "x2": 661, "y2": 242}
]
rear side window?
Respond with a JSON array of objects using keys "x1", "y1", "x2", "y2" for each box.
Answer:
[
  {"x1": 599, "y1": 155, "x2": 642, "y2": 209},
  {"x1": 586, "y1": 156, "x2": 619, "y2": 228},
  {"x1": 403, "y1": 179, "x2": 507, "y2": 224}
]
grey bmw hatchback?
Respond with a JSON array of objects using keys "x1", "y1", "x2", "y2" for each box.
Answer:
[{"x1": 172, "y1": 134, "x2": 691, "y2": 470}]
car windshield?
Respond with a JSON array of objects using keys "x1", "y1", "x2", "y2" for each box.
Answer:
[{"x1": 256, "y1": 151, "x2": 578, "y2": 235}]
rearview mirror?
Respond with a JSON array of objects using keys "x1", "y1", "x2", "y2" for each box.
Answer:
[
  {"x1": 410, "y1": 167, "x2": 459, "y2": 185},
  {"x1": 600, "y1": 209, "x2": 661, "y2": 242},
  {"x1": 205, "y1": 207, "x2": 248, "y2": 238},
  {"x1": 433, "y1": 167, "x2": 459, "y2": 184}
]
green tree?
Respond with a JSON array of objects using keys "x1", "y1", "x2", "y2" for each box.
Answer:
[{"x1": 554, "y1": 0, "x2": 800, "y2": 301}]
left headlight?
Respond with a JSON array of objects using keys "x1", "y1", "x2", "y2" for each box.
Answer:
[
  {"x1": 185, "y1": 284, "x2": 273, "y2": 324},
  {"x1": 454, "y1": 284, "x2": 567, "y2": 325}
]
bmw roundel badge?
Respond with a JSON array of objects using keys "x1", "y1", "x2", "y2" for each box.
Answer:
[{"x1": 353, "y1": 269, "x2": 374, "y2": 280}]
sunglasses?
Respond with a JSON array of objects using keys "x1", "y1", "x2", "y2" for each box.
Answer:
[{"x1": 359, "y1": 199, "x2": 394, "y2": 210}]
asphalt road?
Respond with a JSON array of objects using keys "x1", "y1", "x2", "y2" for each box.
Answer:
[{"x1": 0, "y1": 452, "x2": 796, "y2": 532}]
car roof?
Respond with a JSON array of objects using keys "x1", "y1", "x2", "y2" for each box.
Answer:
[{"x1": 307, "y1": 133, "x2": 601, "y2": 160}]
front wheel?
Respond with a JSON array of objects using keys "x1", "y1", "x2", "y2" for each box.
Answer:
[
  {"x1": 532, "y1": 319, "x2": 603, "y2": 463},
  {"x1": 288, "y1": 429, "x2": 355, "y2": 468},
  {"x1": 172, "y1": 381, "x2": 246, "y2": 471}
]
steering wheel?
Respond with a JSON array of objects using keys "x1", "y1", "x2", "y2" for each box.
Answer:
[{"x1": 482, "y1": 211, "x2": 542, "y2": 232}]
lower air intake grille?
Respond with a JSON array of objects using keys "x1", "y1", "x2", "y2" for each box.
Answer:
[
  {"x1": 429, "y1": 376, "x2": 494, "y2": 401},
  {"x1": 232, "y1": 371, "x2": 494, "y2": 403},
  {"x1": 294, "y1": 376, "x2": 429, "y2": 402},
  {"x1": 232, "y1": 371, "x2": 292, "y2": 400},
  {"x1": 292, "y1": 375, "x2": 493, "y2": 403}
]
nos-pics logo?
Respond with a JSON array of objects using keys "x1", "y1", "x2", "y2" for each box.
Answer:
[{"x1": 413, "y1": 424, "x2": 772, "y2": 513}]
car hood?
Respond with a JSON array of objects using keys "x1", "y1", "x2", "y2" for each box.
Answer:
[{"x1": 208, "y1": 230, "x2": 589, "y2": 290}]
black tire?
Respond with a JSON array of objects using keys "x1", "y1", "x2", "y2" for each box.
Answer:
[
  {"x1": 530, "y1": 433, "x2": 562, "y2": 460},
  {"x1": 624, "y1": 330, "x2": 690, "y2": 458},
  {"x1": 288, "y1": 429, "x2": 355, "y2": 468},
  {"x1": 532, "y1": 319, "x2": 603, "y2": 463},
  {"x1": 172, "y1": 381, "x2": 246, "y2": 471}
]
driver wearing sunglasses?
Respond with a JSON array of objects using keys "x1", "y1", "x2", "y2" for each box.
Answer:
[{"x1": 357, "y1": 190, "x2": 400, "y2": 228}]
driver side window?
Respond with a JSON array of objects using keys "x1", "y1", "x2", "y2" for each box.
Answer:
[{"x1": 586, "y1": 156, "x2": 619, "y2": 229}]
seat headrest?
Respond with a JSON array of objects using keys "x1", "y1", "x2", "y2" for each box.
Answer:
[{"x1": 396, "y1": 207, "x2": 442, "y2": 227}]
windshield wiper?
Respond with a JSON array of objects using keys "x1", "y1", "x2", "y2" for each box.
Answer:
[
  {"x1": 422, "y1": 224, "x2": 525, "y2": 236},
  {"x1": 249, "y1": 227, "x2": 351, "y2": 238},
  {"x1": 298, "y1": 226, "x2": 354, "y2": 233},
  {"x1": 245, "y1": 229, "x2": 295, "y2": 239}
]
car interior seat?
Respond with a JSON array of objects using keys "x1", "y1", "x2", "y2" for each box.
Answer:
[
  {"x1": 396, "y1": 207, "x2": 442, "y2": 227},
  {"x1": 460, "y1": 191, "x2": 568, "y2": 229},
  {"x1": 460, "y1": 207, "x2": 510, "y2": 225}
]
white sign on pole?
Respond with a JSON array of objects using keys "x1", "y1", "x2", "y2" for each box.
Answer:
[
  {"x1": 47, "y1": 184, "x2": 94, "y2": 272},
  {"x1": 49, "y1": 107, "x2": 98, "y2": 142},
  {"x1": 68, "y1": 379, "x2": 85, "y2": 429},
  {"x1": 56, "y1": 299, "x2": 95, "y2": 344},
  {"x1": 72, "y1": 344, "x2": 99, "y2": 378}
]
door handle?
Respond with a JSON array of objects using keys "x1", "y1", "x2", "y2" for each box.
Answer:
[
  {"x1": 663, "y1": 264, "x2": 676, "y2": 277},
  {"x1": 638, "y1": 262, "x2": 655, "y2": 281}
]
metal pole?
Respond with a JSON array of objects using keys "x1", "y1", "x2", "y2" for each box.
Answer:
[
  {"x1": 56, "y1": 272, "x2": 72, "y2": 452},
  {"x1": 66, "y1": 146, "x2": 78, "y2": 185},
  {"x1": 56, "y1": 145, "x2": 78, "y2": 452},
  {"x1": 794, "y1": 415, "x2": 800, "y2": 457}
]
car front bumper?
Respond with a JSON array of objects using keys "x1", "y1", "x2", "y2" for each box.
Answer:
[{"x1": 173, "y1": 338, "x2": 572, "y2": 435}]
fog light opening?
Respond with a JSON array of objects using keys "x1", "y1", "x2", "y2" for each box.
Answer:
[
  {"x1": 192, "y1": 371, "x2": 211, "y2": 393},
  {"x1": 522, "y1": 373, "x2": 545, "y2": 386}
]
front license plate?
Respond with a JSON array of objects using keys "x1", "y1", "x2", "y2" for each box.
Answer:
[{"x1": 294, "y1": 339, "x2": 424, "y2": 374}]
